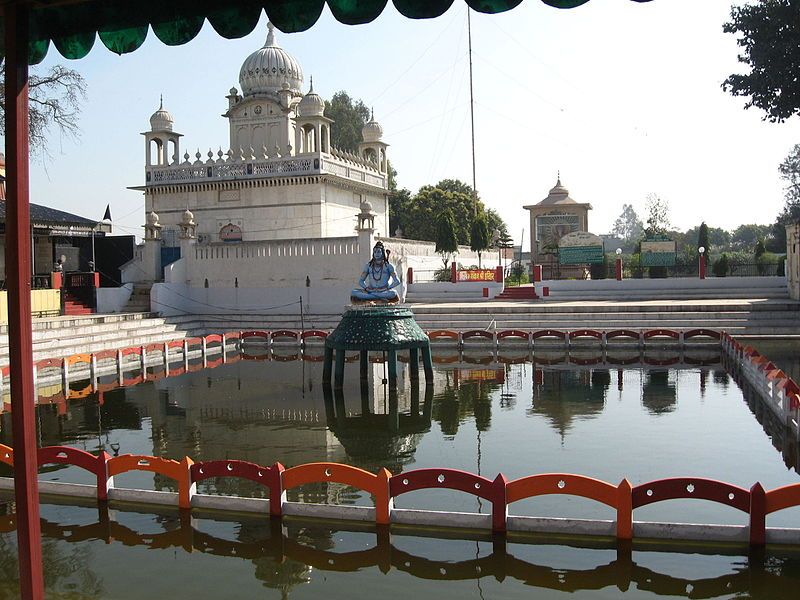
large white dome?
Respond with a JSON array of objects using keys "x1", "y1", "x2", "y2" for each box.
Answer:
[{"x1": 238, "y1": 23, "x2": 303, "y2": 98}]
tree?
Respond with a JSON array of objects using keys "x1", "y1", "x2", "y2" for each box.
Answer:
[
  {"x1": 769, "y1": 143, "x2": 800, "y2": 252},
  {"x1": 731, "y1": 224, "x2": 772, "y2": 250},
  {"x1": 0, "y1": 63, "x2": 87, "y2": 155},
  {"x1": 722, "y1": 1, "x2": 800, "y2": 123},
  {"x1": 325, "y1": 90, "x2": 370, "y2": 152},
  {"x1": 697, "y1": 221, "x2": 710, "y2": 254},
  {"x1": 643, "y1": 194, "x2": 671, "y2": 237},
  {"x1": 393, "y1": 179, "x2": 508, "y2": 246},
  {"x1": 611, "y1": 203, "x2": 644, "y2": 244},
  {"x1": 470, "y1": 213, "x2": 490, "y2": 267},
  {"x1": 485, "y1": 208, "x2": 510, "y2": 240},
  {"x1": 435, "y1": 210, "x2": 459, "y2": 268}
]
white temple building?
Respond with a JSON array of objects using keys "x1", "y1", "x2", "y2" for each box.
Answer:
[
  {"x1": 134, "y1": 22, "x2": 389, "y2": 250},
  {"x1": 117, "y1": 23, "x2": 500, "y2": 315}
]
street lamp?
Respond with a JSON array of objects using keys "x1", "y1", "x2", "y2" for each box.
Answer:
[
  {"x1": 615, "y1": 248, "x2": 622, "y2": 281},
  {"x1": 698, "y1": 246, "x2": 706, "y2": 280}
]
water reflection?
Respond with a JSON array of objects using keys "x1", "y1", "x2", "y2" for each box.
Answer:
[
  {"x1": 323, "y1": 384, "x2": 433, "y2": 473},
  {"x1": 530, "y1": 369, "x2": 609, "y2": 438},
  {"x1": 0, "y1": 347, "x2": 798, "y2": 496},
  {"x1": 1, "y1": 502, "x2": 798, "y2": 598}
]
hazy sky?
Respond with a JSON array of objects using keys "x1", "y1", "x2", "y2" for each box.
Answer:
[{"x1": 11, "y1": 0, "x2": 799, "y2": 244}]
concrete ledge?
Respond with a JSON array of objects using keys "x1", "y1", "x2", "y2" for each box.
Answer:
[
  {"x1": 108, "y1": 488, "x2": 178, "y2": 506},
  {"x1": 283, "y1": 501, "x2": 374, "y2": 522},
  {"x1": 507, "y1": 516, "x2": 615, "y2": 536},
  {"x1": 392, "y1": 508, "x2": 491, "y2": 529},
  {"x1": 634, "y1": 521, "x2": 748, "y2": 543},
  {"x1": 192, "y1": 493, "x2": 269, "y2": 513}
]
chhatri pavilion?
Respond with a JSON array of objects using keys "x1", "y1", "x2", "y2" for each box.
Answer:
[{"x1": 133, "y1": 22, "x2": 390, "y2": 252}]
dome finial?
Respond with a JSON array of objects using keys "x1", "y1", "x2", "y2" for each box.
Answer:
[
  {"x1": 371, "y1": 107, "x2": 375, "y2": 121},
  {"x1": 557, "y1": 170, "x2": 561, "y2": 185},
  {"x1": 266, "y1": 21, "x2": 276, "y2": 47},
  {"x1": 159, "y1": 94, "x2": 163, "y2": 110},
  {"x1": 309, "y1": 75, "x2": 314, "y2": 93}
]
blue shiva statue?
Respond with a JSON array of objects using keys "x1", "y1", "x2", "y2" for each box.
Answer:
[{"x1": 351, "y1": 241, "x2": 401, "y2": 304}]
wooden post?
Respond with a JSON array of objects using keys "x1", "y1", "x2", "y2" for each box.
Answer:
[
  {"x1": 334, "y1": 349, "x2": 346, "y2": 389},
  {"x1": 322, "y1": 346, "x2": 333, "y2": 384},
  {"x1": 5, "y1": 3, "x2": 46, "y2": 596},
  {"x1": 360, "y1": 350, "x2": 369, "y2": 381},
  {"x1": 387, "y1": 349, "x2": 398, "y2": 387},
  {"x1": 421, "y1": 345, "x2": 434, "y2": 383},
  {"x1": 409, "y1": 348, "x2": 419, "y2": 382}
]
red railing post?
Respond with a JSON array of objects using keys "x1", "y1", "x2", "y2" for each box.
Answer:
[
  {"x1": 5, "y1": 3, "x2": 45, "y2": 597},
  {"x1": 699, "y1": 253, "x2": 706, "y2": 279},
  {"x1": 615, "y1": 256, "x2": 622, "y2": 281},
  {"x1": 494, "y1": 265, "x2": 503, "y2": 283},
  {"x1": 749, "y1": 482, "x2": 766, "y2": 545},
  {"x1": 450, "y1": 262, "x2": 457, "y2": 283}
]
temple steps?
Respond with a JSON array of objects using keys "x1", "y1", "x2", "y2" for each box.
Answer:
[
  {"x1": 0, "y1": 313, "x2": 187, "y2": 365},
  {"x1": 164, "y1": 298, "x2": 800, "y2": 337}
]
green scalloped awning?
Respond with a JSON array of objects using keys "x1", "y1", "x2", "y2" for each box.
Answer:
[{"x1": 0, "y1": 0, "x2": 653, "y2": 65}]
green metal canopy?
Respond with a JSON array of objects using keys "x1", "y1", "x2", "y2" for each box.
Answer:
[{"x1": 0, "y1": 0, "x2": 652, "y2": 64}]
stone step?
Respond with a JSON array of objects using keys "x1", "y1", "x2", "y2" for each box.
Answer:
[{"x1": 0, "y1": 317, "x2": 172, "y2": 348}]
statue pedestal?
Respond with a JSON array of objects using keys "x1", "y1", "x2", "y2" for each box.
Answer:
[{"x1": 323, "y1": 305, "x2": 433, "y2": 389}]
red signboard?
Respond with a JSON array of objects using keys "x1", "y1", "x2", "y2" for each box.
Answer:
[{"x1": 456, "y1": 269, "x2": 495, "y2": 282}]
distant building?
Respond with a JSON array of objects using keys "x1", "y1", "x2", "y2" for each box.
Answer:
[
  {"x1": 0, "y1": 154, "x2": 105, "y2": 282},
  {"x1": 523, "y1": 177, "x2": 592, "y2": 266}
]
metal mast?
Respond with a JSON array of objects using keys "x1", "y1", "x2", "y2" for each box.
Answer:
[{"x1": 467, "y1": 8, "x2": 477, "y2": 208}]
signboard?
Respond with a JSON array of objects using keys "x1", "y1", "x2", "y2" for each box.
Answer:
[
  {"x1": 558, "y1": 231, "x2": 604, "y2": 265},
  {"x1": 641, "y1": 240, "x2": 676, "y2": 267},
  {"x1": 456, "y1": 269, "x2": 496, "y2": 282}
]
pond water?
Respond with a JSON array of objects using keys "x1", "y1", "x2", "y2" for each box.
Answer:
[{"x1": 0, "y1": 344, "x2": 799, "y2": 597}]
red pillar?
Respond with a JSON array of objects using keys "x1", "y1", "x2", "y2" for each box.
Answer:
[
  {"x1": 699, "y1": 254, "x2": 706, "y2": 279},
  {"x1": 615, "y1": 257, "x2": 622, "y2": 281},
  {"x1": 450, "y1": 262, "x2": 457, "y2": 283},
  {"x1": 5, "y1": 3, "x2": 45, "y2": 598}
]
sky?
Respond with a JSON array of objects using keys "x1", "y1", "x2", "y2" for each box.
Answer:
[{"x1": 9, "y1": 0, "x2": 799, "y2": 245}]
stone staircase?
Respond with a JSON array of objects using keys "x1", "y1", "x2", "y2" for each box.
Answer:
[
  {"x1": 495, "y1": 285, "x2": 538, "y2": 300},
  {"x1": 164, "y1": 297, "x2": 800, "y2": 337},
  {"x1": 121, "y1": 283, "x2": 153, "y2": 313},
  {"x1": 0, "y1": 313, "x2": 188, "y2": 365}
]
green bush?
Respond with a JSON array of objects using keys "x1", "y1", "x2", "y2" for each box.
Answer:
[
  {"x1": 712, "y1": 253, "x2": 730, "y2": 277},
  {"x1": 434, "y1": 266, "x2": 452, "y2": 282},
  {"x1": 590, "y1": 254, "x2": 609, "y2": 280}
]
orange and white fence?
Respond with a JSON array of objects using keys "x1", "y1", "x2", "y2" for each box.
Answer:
[{"x1": 0, "y1": 445, "x2": 798, "y2": 546}]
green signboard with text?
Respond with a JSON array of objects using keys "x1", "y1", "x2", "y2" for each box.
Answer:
[{"x1": 559, "y1": 245, "x2": 604, "y2": 265}]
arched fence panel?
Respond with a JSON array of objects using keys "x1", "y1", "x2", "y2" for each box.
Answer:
[
  {"x1": 282, "y1": 462, "x2": 391, "y2": 524},
  {"x1": 684, "y1": 329, "x2": 721, "y2": 341},
  {"x1": 389, "y1": 468, "x2": 507, "y2": 531},
  {"x1": 506, "y1": 474, "x2": 632, "y2": 538},
  {"x1": 632, "y1": 478, "x2": 750, "y2": 513},
  {"x1": 37, "y1": 446, "x2": 110, "y2": 500},
  {"x1": 191, "y1": 460, "x2": 283, "y2": 515},
  {"x1": 107, "y1": 454, "x2": 194, "y2": 509}
]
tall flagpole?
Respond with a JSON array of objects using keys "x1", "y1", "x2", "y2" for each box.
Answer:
[{"x1": 467, "y1": 8, "x2": 477, "y2": 212}]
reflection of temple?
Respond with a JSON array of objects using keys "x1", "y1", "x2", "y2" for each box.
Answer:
[
  {"x1": 530, "y1": 369, "x2": 609, "y2": 438},
  {"x1": 641, "y1": 370, "x2": 677, "y2": 415},
  {"x1": 431, "y1": 369, "x2": 505, "y2": 436},
  {"x1": 323, "y1": 384, "x2": 432, "y2": 474}
]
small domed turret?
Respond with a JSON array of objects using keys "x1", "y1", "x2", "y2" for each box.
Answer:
[
  {"x1": 297, "y1": 77, "x2": 325, "y2": 117},
  {"x1": 149, "y1": 97, "x2": 174, "y2": 131},
  {"x1": 362, "y1": 109, "x2": 383, "y2": 143}
]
